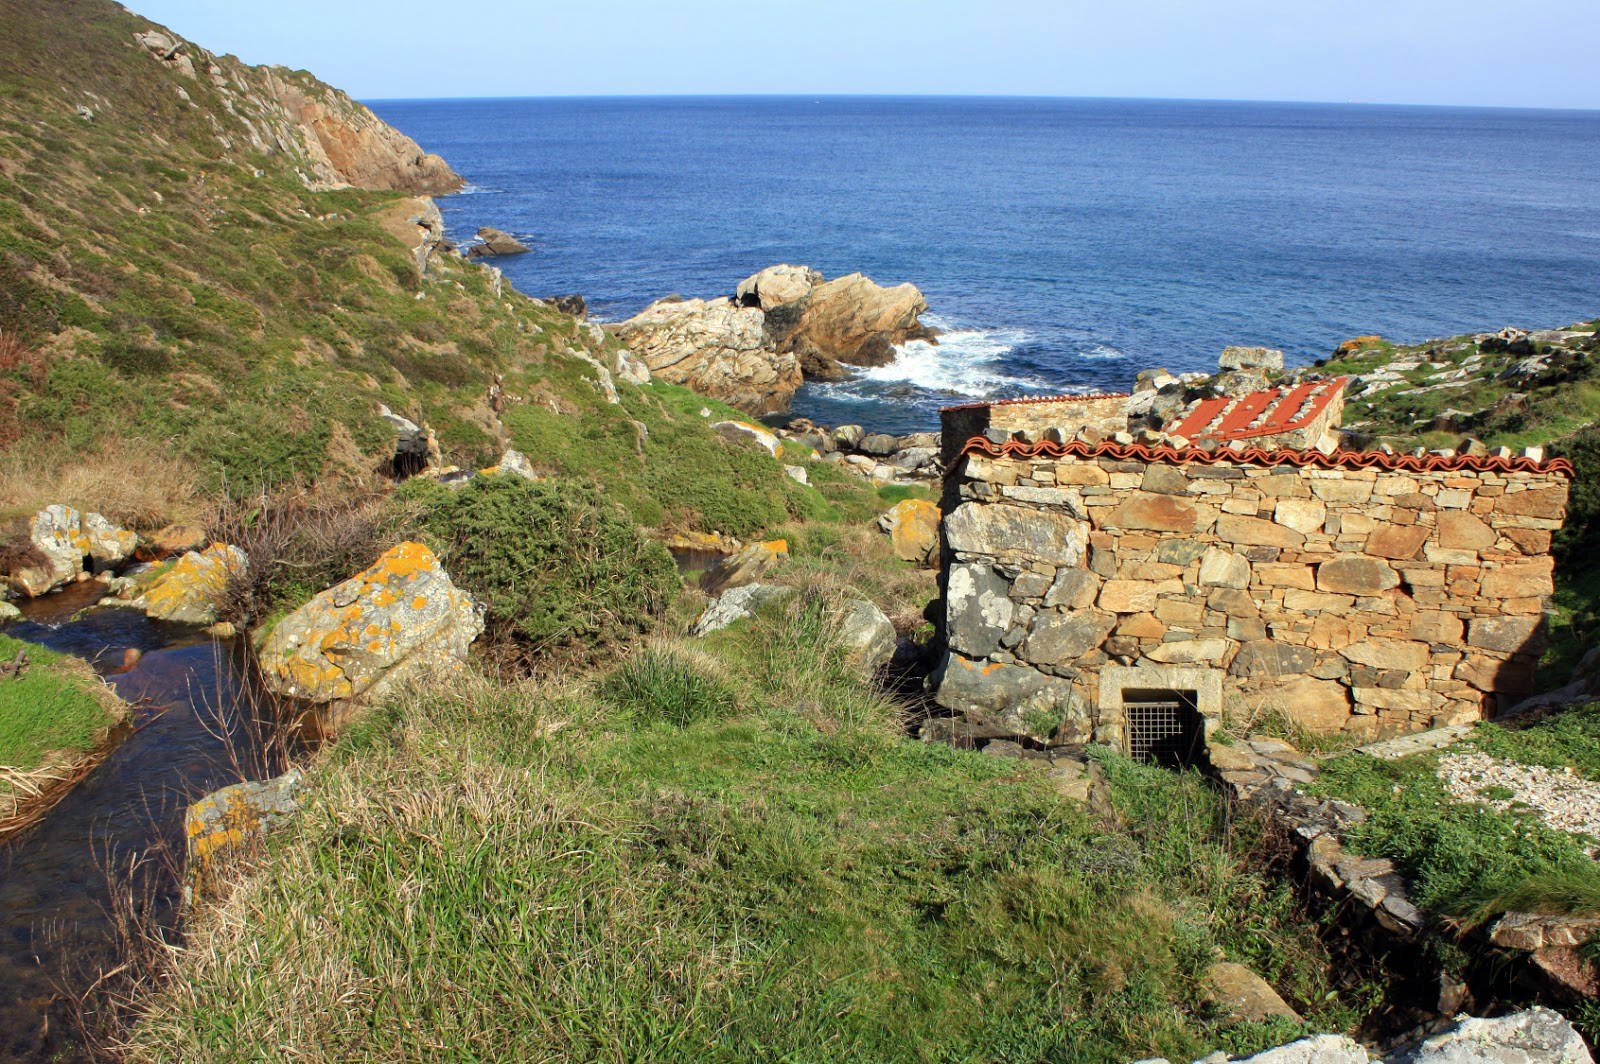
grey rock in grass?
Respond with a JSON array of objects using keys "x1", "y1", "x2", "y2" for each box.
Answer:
[
  {"x1": 837, "y1": 597, "x2": 895, "y2": 673},
  {"x1": 690, "y1": 584, "x2": 794, "y2": 637},
  {"x1": 1385, "y1": 1008, "x2": 1592, "y2": 1064}
]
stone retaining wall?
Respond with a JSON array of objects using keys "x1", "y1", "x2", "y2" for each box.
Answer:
[{"x1": 936, "y1": 446, "x2": 1571, "y2": 743}]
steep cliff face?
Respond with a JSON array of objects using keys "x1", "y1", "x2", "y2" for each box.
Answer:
[
  {"x1": 130, "y1": 26, "x2": 463, "y2": 195},
  {"x1": 0, "y1": 0, "x2": 459, "y2": 197}
]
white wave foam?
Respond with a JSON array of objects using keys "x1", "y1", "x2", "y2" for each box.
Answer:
[
  {"x1": 450, "y1": 183, "x2": 502, "y2": 196},
  {"x1": 1078, "y1": 342, "x2": 1126, "y2": 360},
  {"x1": 847, "y1": 328, "x2": 1052, "y2": 398}
]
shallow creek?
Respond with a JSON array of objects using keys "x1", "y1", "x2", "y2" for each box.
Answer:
[{"x1": 0, "y1": 582, "x2": 276, "y2": 1060}]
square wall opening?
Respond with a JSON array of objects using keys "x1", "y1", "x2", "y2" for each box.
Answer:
[{"x1": 1122, "y1": 688, "x2": 1204, "y2": 767}]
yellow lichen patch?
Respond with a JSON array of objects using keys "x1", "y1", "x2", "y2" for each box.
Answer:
[
  {"x1": 412, "y1": 596, "x2": 428, "y2": 610},
  {"x1": 757, "y1": 539, "x2": 789, "y2": 558}
]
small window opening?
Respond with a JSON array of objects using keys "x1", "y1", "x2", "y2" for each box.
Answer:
[{"x1": 1123, "y1": 688, "x2": 1204, "y2": 767}]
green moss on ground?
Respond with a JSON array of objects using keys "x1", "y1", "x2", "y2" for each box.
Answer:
[
  {"x1": 0, "y1": 631, "x2": 123, "y2": 778},
  {"x1": 1310, "y1": 704, "x2": 1600, "y2": 925}
]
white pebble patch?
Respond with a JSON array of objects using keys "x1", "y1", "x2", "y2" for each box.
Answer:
[{"x1": 1436, "y1": 750, "x2": 1600, "y2": 855}]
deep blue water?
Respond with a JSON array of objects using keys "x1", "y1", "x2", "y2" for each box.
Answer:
[{"x1": 370, "y1": 96, "x2": 1600, "y2": 433}]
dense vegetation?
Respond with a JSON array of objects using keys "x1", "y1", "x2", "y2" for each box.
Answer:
[{"x1": 129, "y1": 596, "x2": 1366, "y2": 1063}]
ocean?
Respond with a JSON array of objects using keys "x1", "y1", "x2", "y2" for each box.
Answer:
[{"x1": 370, "y1": 96, "x2": 1600, "y2": 434}]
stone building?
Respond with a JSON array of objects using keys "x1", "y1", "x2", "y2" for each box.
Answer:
[{"x1": 932, "y1": 386, "x2": 1574, "y2": 759}]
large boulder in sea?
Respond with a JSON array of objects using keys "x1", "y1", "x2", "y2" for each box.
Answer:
[
  {"x1": 466, "y1": 227, "x2": 531, "y2": 258},
  {"x1": 258, "y1": 542, "x2": 483, "y2": 706},
  {"x1": 8, "y1": 505, "x2": 138, "y2": 597},
  {"x1": 776, "y1": 272, "x2": 934, "y2": 372},
  {"x1": 613, "y1": 297, "x2": 802, "y2": 415}
]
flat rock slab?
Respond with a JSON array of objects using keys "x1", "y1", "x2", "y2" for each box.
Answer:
[{"x1": 1356, "y1": 724, "x2": 1474, "y2": 760}]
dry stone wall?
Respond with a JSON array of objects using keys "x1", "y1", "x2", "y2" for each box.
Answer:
[{"x1": 937, "y1": 446, "x2": 1572, "y2": 742}]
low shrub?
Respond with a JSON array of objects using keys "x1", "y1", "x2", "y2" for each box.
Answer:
[
  {"x1": 402, "y1": 474, "x2": 679, "y2": 663},
  {"x1": 207, "y1": 490, "x2": 396, "y2": 626}
]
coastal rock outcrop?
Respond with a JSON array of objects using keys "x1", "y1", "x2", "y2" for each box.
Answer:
[
  {"x1": 777, "y1": 271, "x2": 934, "y2": 373},
  {"x1": 612, "y1": 266, "x2": 934, "y2": 414},
  {"x1": 736, "y1": 264, "x2": 822, "y2": 310},
  {"x1": 613, "y1": 297, "x2": 802, "y2": 415},
  {"x1": 131, "y1": 25, "x2": 462, "y2": 196},
  {"x1": 258, "y1": 542, "x2": 482, "y2": 705}
]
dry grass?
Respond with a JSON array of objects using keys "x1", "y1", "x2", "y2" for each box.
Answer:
[{"x1": 0, "y1": 437, "x2": 202, "y2": 529}]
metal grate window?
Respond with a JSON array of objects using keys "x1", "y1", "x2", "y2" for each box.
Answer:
[{"x1": 1124, "y1": 688, "x2": 1203, "y2": 766}]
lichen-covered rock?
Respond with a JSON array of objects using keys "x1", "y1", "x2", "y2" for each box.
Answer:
[
  {"x1": 151, "y1": 523, "x2": 208, "y2": 555},
  {"x1": 184, "y1": 769, "x2": 302, "y2": 901},
  {"x1": 259, "y1": 542, "x2": 482, "y2": 704},
  {"x1": 1387, "y1": 1007, "x2": 1592, "y2": 1064},
  {"x1": 1202, "y1": 961, "x2": 1301, "y2": 1023},
  {"x1": 130, "y1": 543, "x2": 247, "y2": 624},
  {"x1": 877, "y1": 498, "x2": 940, "y2": 565},
  {"x1": 8, "y1": 505, "x2": 138, "y2": 596},
  {"x1": 711, "y1": 420, "x2": 781, "y2": 457},
  {"x1": 837, "y1": 597, "x2": 896, "y2": 673}
]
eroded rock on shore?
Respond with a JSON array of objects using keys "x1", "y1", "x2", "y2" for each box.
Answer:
[
  {"x1": 466, "y1": 227, "x2": 531, "y2": 258},
  {"x1": 615, "y1": 297, "x2": 800, "y2": 415},
  {"x1": 612, "y1": 265, "x2": 934, "y2": 414}
]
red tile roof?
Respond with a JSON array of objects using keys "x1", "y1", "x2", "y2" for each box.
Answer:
[
  {"x1": 1169, "y1": 377, "x2": 1348, "y2": 442},
  {"x1": 955, "y1": 437, "x2": 1574, "y2": 478}
]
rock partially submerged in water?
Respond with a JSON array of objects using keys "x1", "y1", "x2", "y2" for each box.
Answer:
[
  {"x1": 465, "y1": 226, "x2": 531, "y2": 257},
  {"x1": 258, "y1": 541, "x2": 482, "y2": 705},
  {"x1": 614, "y1": 266, "x2": 935, "y2": 415},
  {"x1": 130, "y1": 542, "x2": 247, "y2": 624},
  {"x1": 7, "y1": 505, "x2": 137, "y2": 597}
]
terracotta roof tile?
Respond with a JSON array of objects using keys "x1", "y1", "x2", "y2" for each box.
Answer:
[{"x1": 954, "y1": 437, "x2": 1574, "y2": 478}]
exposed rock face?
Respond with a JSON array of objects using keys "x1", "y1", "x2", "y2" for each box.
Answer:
[
  {"x1": 711, "y1": 420, "x2": 780, "y2": 457},
  {"x1": 131, "y1": 543, "x2": 247, "y2": 624},
  {"x1": 1389, "y1": 1008, "x2": 1592, "y2": 1064},
  {"x1": 613, "y1": 298, "x2": 801, "y2": 415},
  {"x1": 780, "y1": 272, "x2": 933, "y2": 371},
  {"x1": 877, "y1": 498, "x2": 940, "y2": 565},
  {"x1": 736, "y1": 264, "x2": 821, "y2": 310},
  {"x1": 837, "y1": 598, "x2": 896, "y2": 673},
  {"x1": 1202, "y1": 961, "x2": 1301, "y2": 1023},
  {"x1": 8, "y1": 505, "x2": 137, "y2": 597},
  {"x1": 466, "y1": 227, "x2": 530, "y2": 258},
  {"x1": 690, "y1": 583, "x2": 794, "y2": 636},
  {"x1": 615, "y1": 267, "x2": 934, "y2": 414},
  {"x1": 131, "y1": 25, "x2": 463, "y2": 195},
  {"x1": 258, "y1": 542, "x2": 482, "y2": 704}
]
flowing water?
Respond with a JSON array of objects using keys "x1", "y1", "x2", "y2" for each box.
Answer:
[{"x1": 0, "y1": 584, "x2": 272, "y2": 1060}]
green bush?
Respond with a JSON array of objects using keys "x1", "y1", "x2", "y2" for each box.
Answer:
[
  {"x1": 601, "y1": 649, "x2": 739, "y2": 727},
  {"x1": 402, "y1": 474, "x2": 679, "y2": 661}
]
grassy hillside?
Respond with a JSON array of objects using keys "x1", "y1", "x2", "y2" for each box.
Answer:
[{"x1": 0, "y1": 0, "x2": 835, "y2": 545}]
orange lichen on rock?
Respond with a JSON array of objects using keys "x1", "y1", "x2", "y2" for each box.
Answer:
[{"x1": 257, "y1": 541, "x2": 483, "y2": 707}]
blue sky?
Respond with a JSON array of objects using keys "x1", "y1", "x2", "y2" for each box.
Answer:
[{"x1": 133, "y1": 0, "x2": 1599, "y2": 110}]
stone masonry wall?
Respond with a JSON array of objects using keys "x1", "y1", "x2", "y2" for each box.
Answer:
[{"x1": 935, "y1": 447, "x2": 1572, "y2": 744}]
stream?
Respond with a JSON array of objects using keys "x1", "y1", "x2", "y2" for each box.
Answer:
[{"x1": 0, "y1": 582, "x2": 278, "y2": 1061}]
